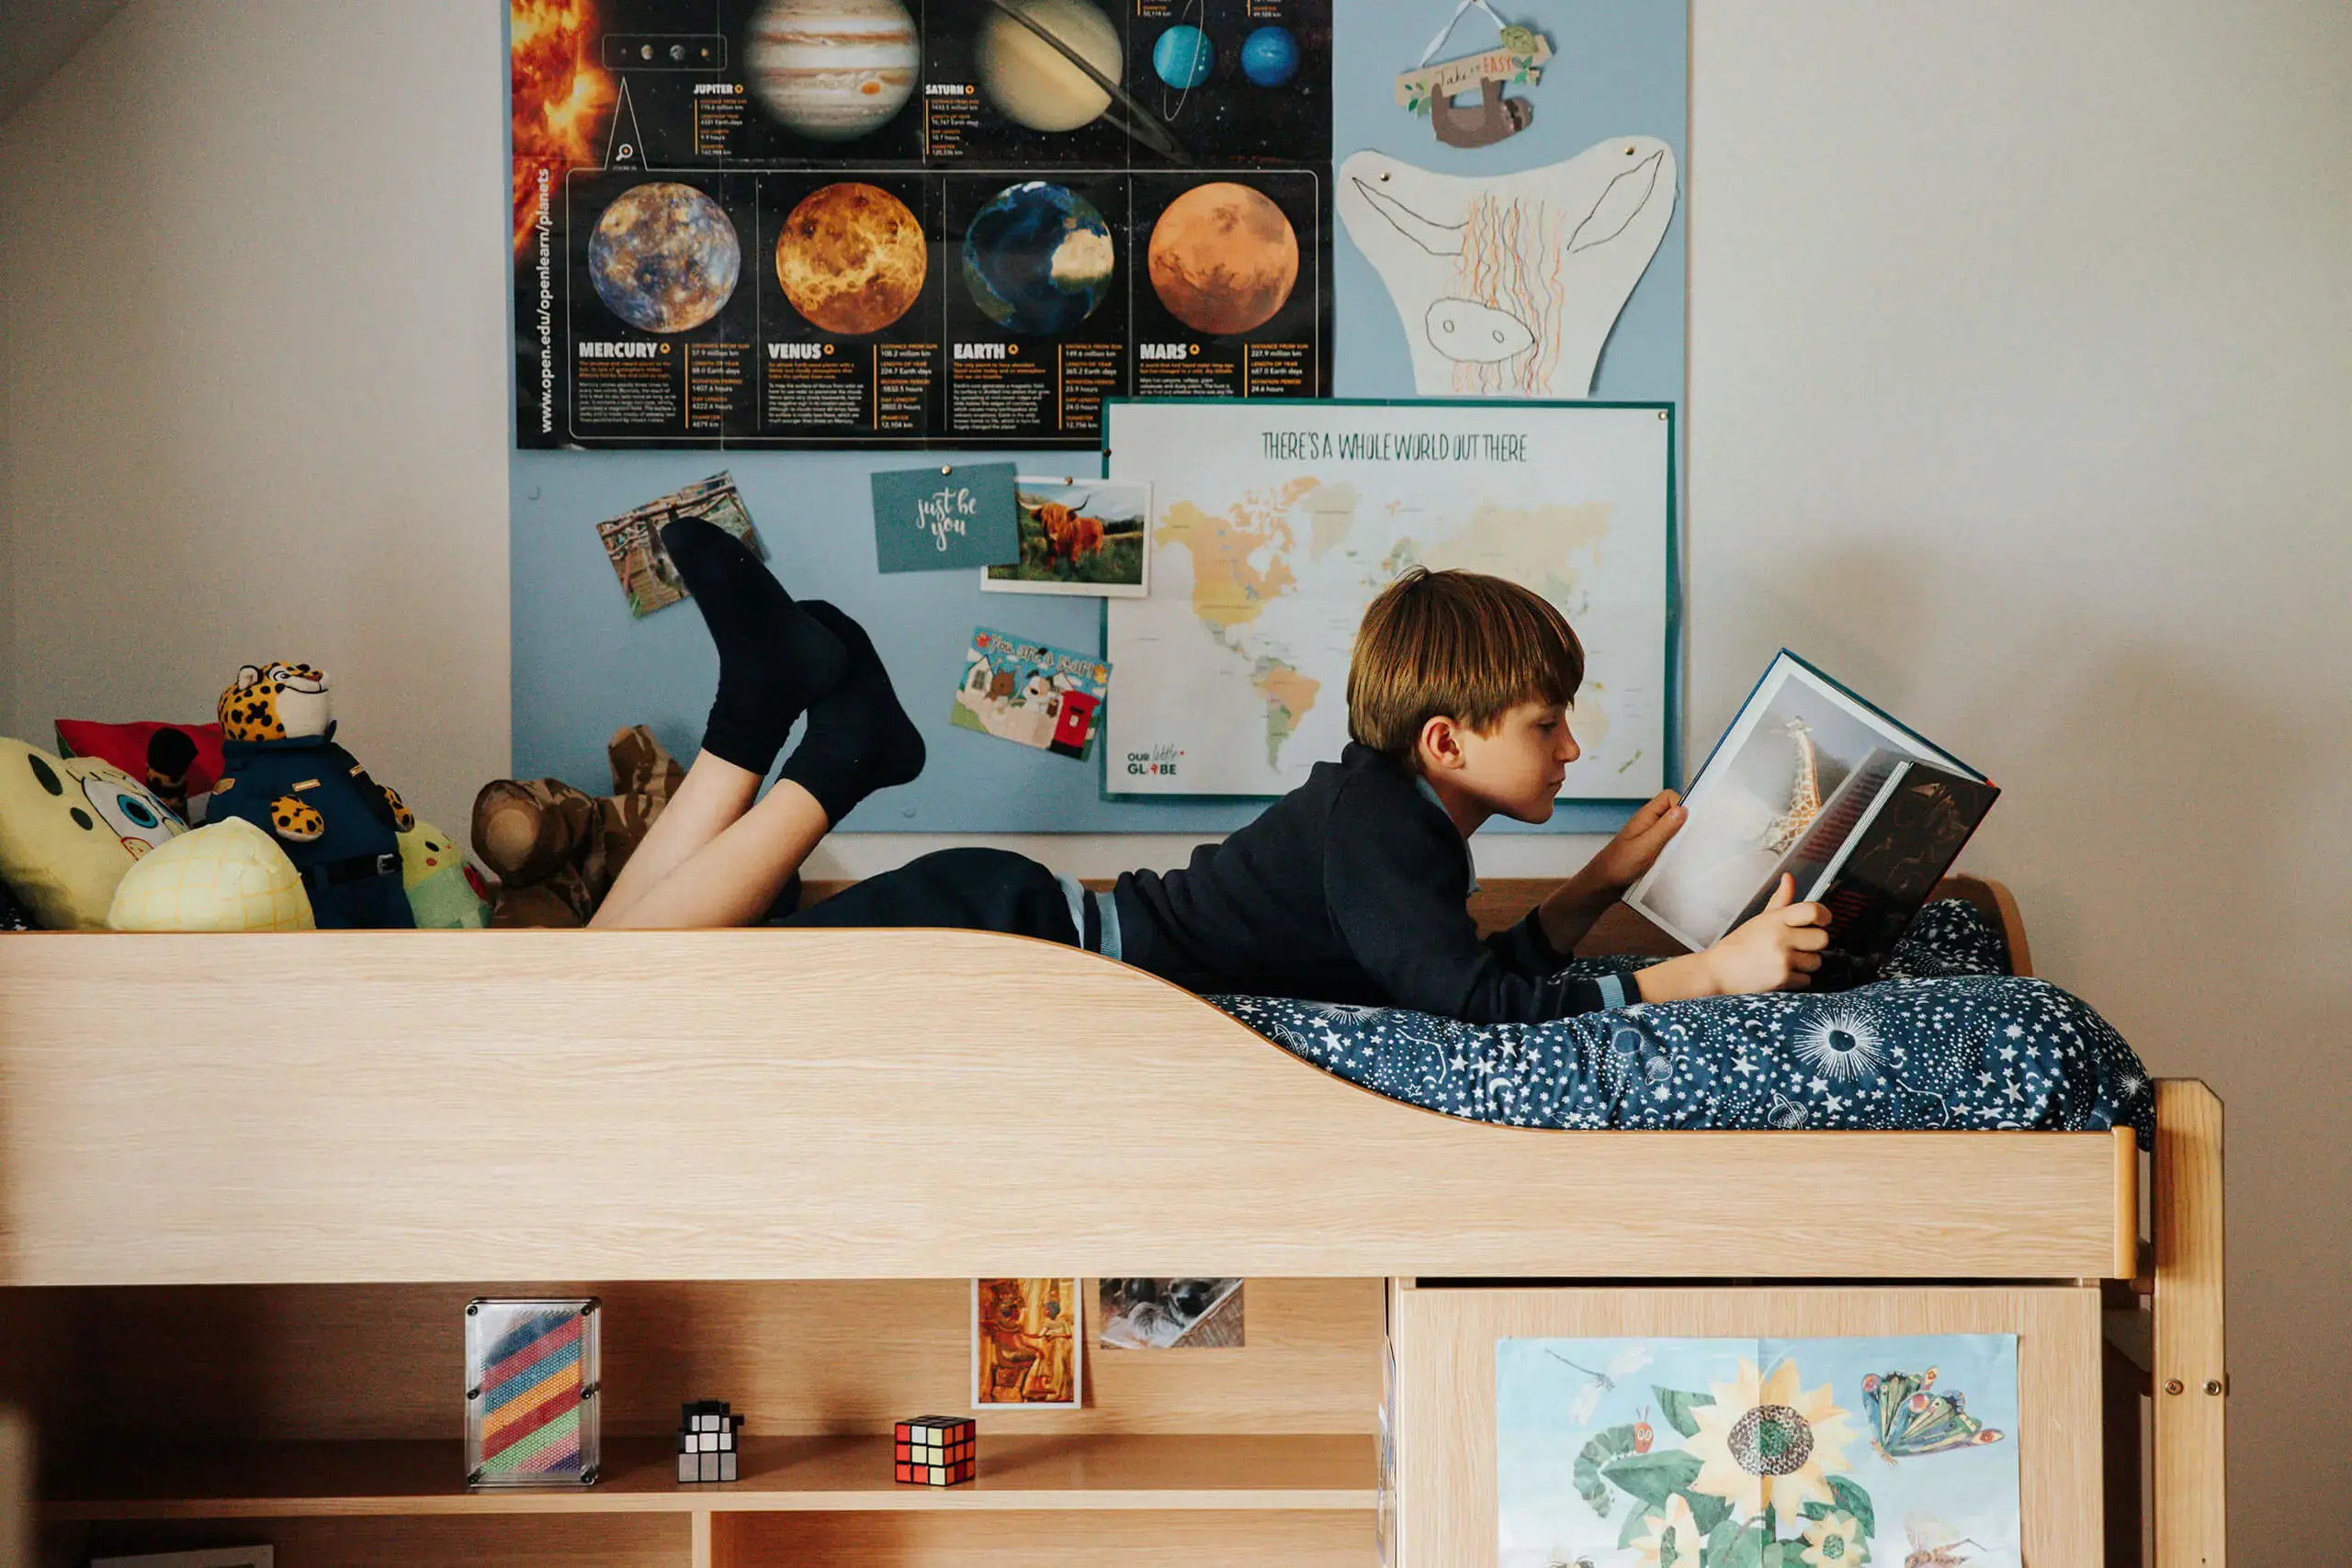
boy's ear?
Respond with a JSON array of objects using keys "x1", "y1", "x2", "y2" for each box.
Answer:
[{"x1": 1416, "y1": 714, "x2": 1470, "y2": 773}]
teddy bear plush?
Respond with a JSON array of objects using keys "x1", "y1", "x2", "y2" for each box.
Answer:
[
  {"x1": 470, "y1": 725, "x2": 684, "y2": 928},
  {"x1": 206, "y1": 660, "x2": 415, "y2": 930}
]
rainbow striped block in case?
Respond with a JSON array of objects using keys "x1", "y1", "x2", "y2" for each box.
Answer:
[{"x1": 464, "y1": 1297, "x2": 602, "y2": 1487}]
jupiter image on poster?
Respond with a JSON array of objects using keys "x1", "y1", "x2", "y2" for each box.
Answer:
[
  {"x1": 746, "y1": 0, "x2": 920, "y2": 141},
  {"x1": 775, "y1": 182, "x2": 929, "y2": 334},
  {"x1": 1148, "y1": 182, "x2": 1298, "y2": 336}
]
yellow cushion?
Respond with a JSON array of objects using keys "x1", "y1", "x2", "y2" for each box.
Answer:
[
  {"x1": 0, "y1": 737, "x2": 186, "y2": 930},
  {"x1": 108, "y1": 818, "x2": 315, "y2": 932}
]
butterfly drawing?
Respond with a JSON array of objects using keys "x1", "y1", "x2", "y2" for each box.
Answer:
[
  {"x1": 1862, "y1": 1367, "x2": 2005, "y2": 1459},
  {"x1": 1544, "y1": 1345, "x2": 1653, "y2": 1424},
  {"x1": 1903, "y1": 1515, "x2": 1985, "y2": 1567}
]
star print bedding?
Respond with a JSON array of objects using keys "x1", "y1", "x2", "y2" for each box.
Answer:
[{"x1": 1210, "y1": 901, "x2": 2155, "y2": 1142}]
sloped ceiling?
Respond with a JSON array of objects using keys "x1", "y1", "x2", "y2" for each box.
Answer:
[{"x1": 0, "y1": 0, "x2": 135, "y2": 127}]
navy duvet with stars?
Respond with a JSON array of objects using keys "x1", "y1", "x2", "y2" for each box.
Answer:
[{"x1": 1210, "y1": 902, "x2": 2155, "y2": 1145}]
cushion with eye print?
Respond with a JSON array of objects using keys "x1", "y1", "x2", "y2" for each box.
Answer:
[{"x1": 0, "y1": 736, "x2": 188, "y2": 930}]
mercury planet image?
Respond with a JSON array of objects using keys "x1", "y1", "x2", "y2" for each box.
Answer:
[
  {"x1": 1147, "y1": 181, "x2": 1297, "y2": 336},
  {"x1": 775, "y1": 182, "x2": 928, "y2": 335},
  {"x1": 961, "y1": 181, "x2": 1114, "y2": 336},
  {"x1": 975, "y1": 0, "x2": 1121, "y2": 133},
  {"x1": 745, "y1": 0, "x2": 919, "y2": 142},
  {"x1": 588, "y1": 182, "x2": 741, "y2": 333}
]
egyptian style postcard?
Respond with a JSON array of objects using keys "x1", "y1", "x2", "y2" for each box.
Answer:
[
  {"x1": 594, "y1": 471, "x2": 764, "y2": 618},
  {"x1": 1098, "y1": 1278, "x2": 1245, "y2": 1349},
  {"x1": 950, "y1": 627, "x2": 1111, "y2": 761},
  {"x1": 972, "y1": 1277, "x2": 1083, "y2": 1408},
  {"x1": 1496, "y1": 1335, "x2": 2019, "y2": 1568},
  {"x1": 983, "y1": 478, "x2": 1152, "y2": 598}
]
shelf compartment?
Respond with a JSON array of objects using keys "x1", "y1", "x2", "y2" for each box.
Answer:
[{"x1": 47, "y1": 1434, "x2": 1377, "y2": 1520}]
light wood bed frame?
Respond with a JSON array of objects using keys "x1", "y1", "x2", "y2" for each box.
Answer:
[{"x1": 0, "y1": 877, "x2": 2222, "y2": 1566}]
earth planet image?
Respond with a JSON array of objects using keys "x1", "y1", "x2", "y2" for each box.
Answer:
[
  {"x1": 746, "y1": 0, "x2": 919, "y2": 142},
  {"x1": 589, "y1": 182, "x2": 741, "y2": 333},
  {"x1": 775, "y1": 182, "x2": 928, "y2": 335},
  {"x1": 1150, "y1": 24, "x2": 1214, "y2": 88},
  {"x1": 1239, "y1": 24, "x2": 1300, "y2": 87},
  {"x1": 961, "y1": 181, "x2": 1114, "y2": 336},
  {"x1": 975, "y1": 0, "x2": 1121, "y2": 133},
  {"x1": 1147, "y1": 181, "x2": 1298, "y2": 336}
]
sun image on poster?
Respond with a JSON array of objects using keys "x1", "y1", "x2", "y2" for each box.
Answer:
[
  {"x1": 1104, "y1": 400, "x2": 1671, "y2": 802},
  {"x1": 1496, "y1": 1336, "x2": 2020, "y2": 1568},
  {"x1": 511, "y1": 0, "x2": 1333, "y2": 451}
]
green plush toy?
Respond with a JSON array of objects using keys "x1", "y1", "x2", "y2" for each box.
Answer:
[
  {"x1": 400, "y1": 818, "x2": 491, "y2": 930},
  {"x1": 0, "y1": 737, "x2": 187, "y2": 929}
]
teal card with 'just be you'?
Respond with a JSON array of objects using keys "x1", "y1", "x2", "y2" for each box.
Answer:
[{"x1": 871, "y1": 462, "x2": 1019, "y2": 573}]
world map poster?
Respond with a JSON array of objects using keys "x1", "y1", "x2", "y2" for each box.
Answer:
[
  {"x1": 1103, "y1": 400, "x2": 1673, "y2": 801},
  {"x1": 511, "y1": 0, "x2": 1333, "y2": 451}
]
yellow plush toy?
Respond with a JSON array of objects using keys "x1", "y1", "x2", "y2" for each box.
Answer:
[
  {"x1": 399, "y1": 818, "x2": 491, "y2": 930},
  {"x1": 0, "y1": 737, "x2": 186, "y2": 930},
  {"x1": 108, "y1": 818, "x2": 316, "y2": 932}
]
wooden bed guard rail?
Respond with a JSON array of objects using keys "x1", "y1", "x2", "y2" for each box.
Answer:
[{"x1": 1, "y1": 922, "x2": 2158, "y2": 1290}]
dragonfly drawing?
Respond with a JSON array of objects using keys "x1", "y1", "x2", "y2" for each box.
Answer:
[{"x1": 1544, "y1": 1345, "x2": 1653, "y2": 1424}]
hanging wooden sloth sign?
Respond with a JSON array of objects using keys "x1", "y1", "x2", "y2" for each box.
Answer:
[{"x1": 1396, "y1": 19, "x2": 1553, "y2": 149}]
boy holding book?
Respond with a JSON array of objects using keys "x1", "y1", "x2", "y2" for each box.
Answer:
[{"x1": 592, "y1": 521, "x2": 1829, "y2": 1019}]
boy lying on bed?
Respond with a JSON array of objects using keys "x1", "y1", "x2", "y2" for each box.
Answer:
[{"x1": 592, "y1": 520, "x2": 1831, "y2": 1021}]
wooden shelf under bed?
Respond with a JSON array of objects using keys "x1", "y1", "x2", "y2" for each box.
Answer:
[{"x1": 44, "y1": 1434, "x2": 1378, "y2": 1520}]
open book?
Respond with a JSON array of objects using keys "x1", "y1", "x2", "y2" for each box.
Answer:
[{"x1": 1625, "y1": 651, "x2": 1999, "y2": 987}]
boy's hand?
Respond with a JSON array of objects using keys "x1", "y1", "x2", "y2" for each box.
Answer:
[
  {"x1": 1537, "y1": 791, "x2": 1685, "y2": 955},
  {"x1": 1634, "y1": 875, "x2": 1831, "y2": 1001},
  {"x1": 1577, "y1": 789, "x2": 1684, "y2": 894}
]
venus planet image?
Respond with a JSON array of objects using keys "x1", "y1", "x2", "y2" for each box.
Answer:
[
  {"x1": 589, "y1": 182, "x2": 741, "y2": 333},
  {"x1": 975, "y1": 0, "x2": 1121, "y2": 133},
  {"x1": 775, "y1": 182, "x2": 928, "y2": 335},
  {"x1": 962, "y1": 181, "x2": 1114, "y2": 336},
  {"x1": 1147, "y1": 182, "x2": 1298, "y2": 336},
  {"x1": 746, "y1": 0, "x2": 919, "y2": 141}
]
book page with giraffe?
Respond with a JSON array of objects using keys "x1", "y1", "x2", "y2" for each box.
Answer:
[{"x1": 1627, "y1": 652, "x2": 1991, "y2": 959}]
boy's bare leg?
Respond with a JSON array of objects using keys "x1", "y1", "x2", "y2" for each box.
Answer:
[
  {"x1": 593, "y1": 776, "x2": 830, "y2": 930},
  {"x1": 592, "y1": 752, "x2": 765, "y2": 927}
]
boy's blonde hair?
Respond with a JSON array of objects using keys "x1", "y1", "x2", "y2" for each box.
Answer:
[{"x1": 1347, "y1": 569, "x2": 1584, "y2": 761}]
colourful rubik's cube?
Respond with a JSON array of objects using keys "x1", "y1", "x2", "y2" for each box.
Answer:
[
  {"x1": 893, "y1": 1415, "x2": 976, "y2": 1486},
  {"x1": 675, "y1": 1399, "x2": 743, "y2": 1483}
]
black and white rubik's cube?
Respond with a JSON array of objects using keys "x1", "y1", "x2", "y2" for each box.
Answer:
[
  {"x1": 675, "y1": 1399, "x2": 743, "y2": 1483},
  {"x1": 893, "y1": 1415, "x2": 976, "y2": 1486}
]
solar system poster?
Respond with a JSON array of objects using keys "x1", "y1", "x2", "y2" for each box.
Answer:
[{"x1": 512, "y1": 0, "x2": 1334, "y2": 451}]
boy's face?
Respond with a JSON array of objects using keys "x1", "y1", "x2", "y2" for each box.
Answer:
[{"x1": 1454, "y1": 700, "x2": 1581, "y2": 823}]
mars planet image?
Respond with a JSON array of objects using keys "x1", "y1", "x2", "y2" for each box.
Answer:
[
  {"x1": 746, "y1": 0, "x2": 920, "y2": 141},
  {"x1": 975, "y1": 0, "x2": 1121, "y2": 133},
  {"x1": 589, "y1": 182, "x2": 741, "y2": 333},
  {"x1": 962, "y1": 181, "x2": 1114, "y2": 336},
  {"x1": 1147, "y1": 181, "x2": 1298, "y2": 336},
  {"x1": 775, "y1": 182, "x2": 929, "y2": 335}
]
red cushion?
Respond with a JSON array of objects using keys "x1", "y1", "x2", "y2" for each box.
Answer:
[{"x1": 53, "y1": 718, "x2": 226, "y2": 796}]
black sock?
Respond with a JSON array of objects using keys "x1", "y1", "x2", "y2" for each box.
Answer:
[
  {"x1": 776, "y1": 601, "x2": 926, "y2": 827},
  {"x1": 662, "y1": 518, "x2": 847, "y2": 775}
]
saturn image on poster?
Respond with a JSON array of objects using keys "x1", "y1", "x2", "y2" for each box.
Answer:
[
  {"x1": 589, "y1": 181, "x2": 741, "y2": 333},
  {"x1": 746, "y1": 0, "x2": 920, "y2": 141},
  {"x1": 776, "y1": 182, "x2": 929, "y2": 335},
  {"x1": 975, "y1": 0, "x2": 1122, "y2": 132},
  {"x1": 1147, "y1": 181, "x2": 1297, "y2": 336}
]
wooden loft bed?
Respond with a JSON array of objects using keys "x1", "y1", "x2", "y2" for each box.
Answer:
[{"x1": 0, "y1": 877, "x2": 2222, "y2": 1566}]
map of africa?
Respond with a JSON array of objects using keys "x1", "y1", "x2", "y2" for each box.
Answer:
[{"x1": 1104, "y1": 402, "x2": 1671, "y2": 801}]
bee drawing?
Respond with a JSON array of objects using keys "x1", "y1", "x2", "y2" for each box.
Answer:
[{"x1": 1903, "y1": 1517, "x2": 1985, "y2": 1568}]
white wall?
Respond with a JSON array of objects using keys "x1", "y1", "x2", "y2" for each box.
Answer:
[
  {"x1": 0, "y1": 0, "x2": 509, "y2": 834},
  {"x1": 1690, "y1": 0, "x2": 2352, "y2": 1543},
  {"x1": 3, "y1": 0, "x2": 2346, "y2": 1548}
]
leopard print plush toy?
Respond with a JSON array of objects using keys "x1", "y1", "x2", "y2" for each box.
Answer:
[{"x1": 206, "y1": 661, "x2": 416, "y2": 929}]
